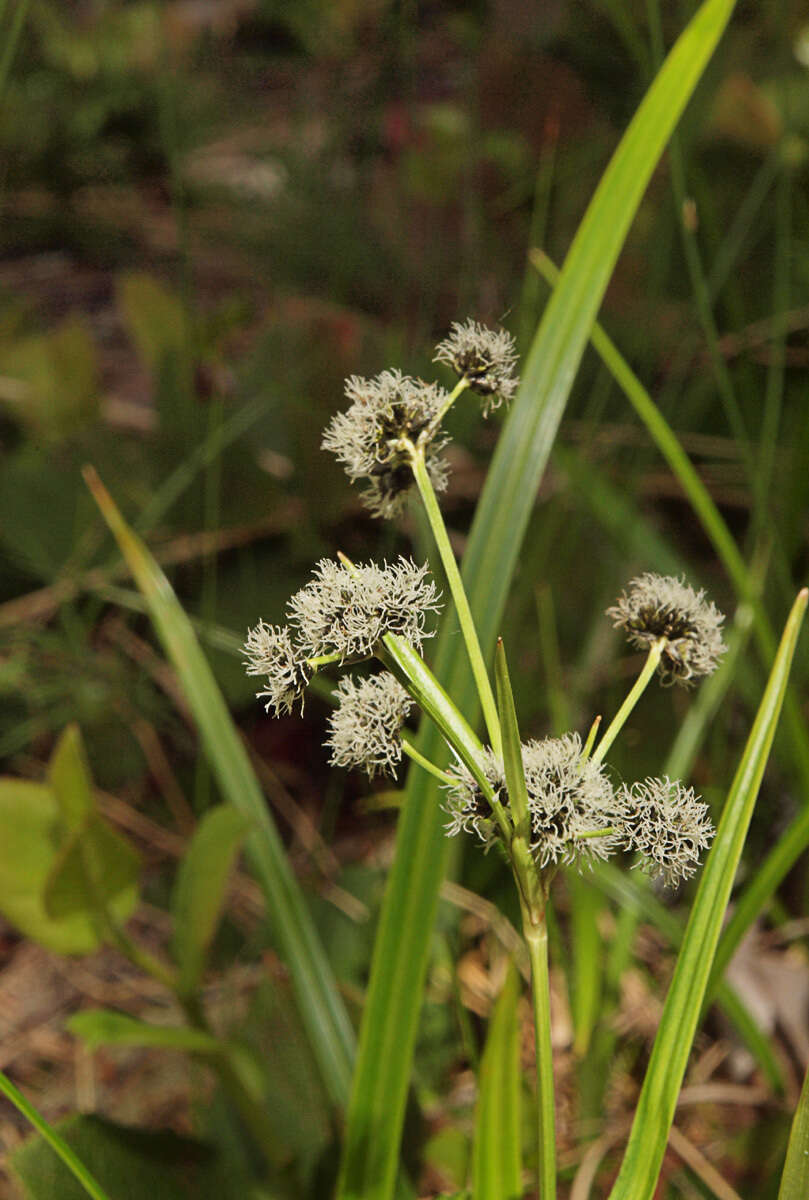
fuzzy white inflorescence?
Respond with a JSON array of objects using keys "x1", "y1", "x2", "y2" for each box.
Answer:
[
  {"x1": 618, "y1": 776, "x2": 715, "y2": 886},
  {"x1": 445, "y1": 733, "x2": 626, "y2": 868},
  {"x1": 287, "y1": 556, "x2": 441, "y2": 660},
  {"x1": 433, "y1": 319, "x2": 520, "y2": 413},
  {"x1": 242, "y1": 622, "x2": 311, "y2": 716},
  {"x1": 322, "y1": 370, "x2": 450, "y2": 519},
  {"x1": 607, "y1": 573, "x2": 727, "y2": 686},
  {"x1": 326, "y1": 672, "x2": 413, "y2": 777}
]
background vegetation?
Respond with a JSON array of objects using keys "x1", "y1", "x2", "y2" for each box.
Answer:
[{"x1": 1, "y1": 1, "x2": 808, "y2": 1196}]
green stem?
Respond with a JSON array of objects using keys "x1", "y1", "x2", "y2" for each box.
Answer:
[
  {"x1": 423, "y1": 377, "x2": 470, "y2": 437},
  {"x1": 401, "y1": 736, "x2": 454, "y2": 783},
  {"x1": 408, "y1": 446, "x2": 502, "y2": 759},
  {"x1": 307, "y1": 650, "x2": 344, "y2": 669},
  {"x1": 592, "y1": 639, "x2": 665, "y2": 764},
  {"x1": 0, "y1": 1071, "x2": 113, "y2": 1200},
  {"x1": 522, "y1": 909, "x2": 556, "y2": 1199}
]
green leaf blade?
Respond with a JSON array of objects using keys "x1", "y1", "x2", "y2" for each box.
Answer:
[
  {"x1": 608, "y1": 589, "x2": 807, "y2": 1200},
  {"x1": 472, "y1": 966, "x2": 523, "y2": 1200},
  {"x1": 68, "y1": 1011, "x2": 224, "y2": 1056},
  {"x1": 170, "y1": 806, "x2": 251, "y2": 997},
  {"x1": 778, "y1": 1061, "x2": 809, "y2": 1200},
  {"x1": 83, "y1": 467, "x2": 355, "y2": 1110}
]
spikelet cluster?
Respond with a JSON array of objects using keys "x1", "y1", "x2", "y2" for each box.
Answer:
[
  {"x1": 607, "y1": 573, "x2": 726, "y2": 686},
  {"x1": 433, "y1": 319, "x2": 519, "y2": 413},
  {"x1": 619, "y1": 776, "x2": 715, "y2": 886},
  {"x1": 288, "y1": 556, "x2": 440, "y2": 660},
  {"x1": 243, "y1": 622, "x2": 311, "y2": 716},
  {"x1": 244, "y1": 557, "x2": 440, "y2": 715},
  {"x1": 326, "y1": 672, "x2": 413, "y2": 777},
  {"x1": 322, "y1": 371, "x2": 450, "y2": 519},
  {"x1": 445, "y1": 734, "x2": 625, "y2": 868}
]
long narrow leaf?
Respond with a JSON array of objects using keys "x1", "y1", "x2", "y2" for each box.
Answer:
[
  {"x1": 83, "y1": 467, "x2": 355, "y2": 1109},
  {"x1": 608, "y1": 588, "x2": 807, "y2": 1200},
  {"x1": 777, "y1": 1060, "x2": 809, "y2": 1200},
  {"x1": 472, "y1": 966, "x2": 523, "y2": 1200},
  {"x1": 336, "y1": 4, "x2": 738, "y2": 1197}
]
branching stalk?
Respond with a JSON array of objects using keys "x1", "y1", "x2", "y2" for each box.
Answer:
[
  {"x1": 592, "y1": 639, "x2": 666, "y2": 764},
  {"x1": 408, "y1": 444, "x2": 503, "y2": 758}
]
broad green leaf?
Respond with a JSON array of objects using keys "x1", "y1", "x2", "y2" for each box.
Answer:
[
  {"x1": 171, "y1": 805, "x2": 251, "y2": 997},
  {"x1": 608, "y1": 589, "x2": 807, "y2": 1200},
  {"x1": 777, "y1": 1061, "x2": 809, "y2": 1200},
  {"x1": 336, "y1": 4, "x2": 738, "y2": 1196},
  {"x1": 10, "y1": 1115, "x2": 256, "y2": 1200},
  {"x1": 117, "y1": 273, "x2": 188, "y2": 374},
  {"x1": 0, "y1": 778, "x2": 133, "y2": 955},
  {"x1": 47, "y1": 724, "x2": 93, "y2": 829},
  {"x1": 83, "y1": 467, "x2": 354, "y2": 1109},
  {"x1": 471, "y1": 966, "x2": 523, "y2": 1200},
  {"x1": 68, "y1": 1010, "x2": 224, "y2": 1055},
  {"x1": 42, "y1": 726, "x2": 140, "y2": 929}
]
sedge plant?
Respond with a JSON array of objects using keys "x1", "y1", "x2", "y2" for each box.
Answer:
[{"x1": 242, "y1": 325, "x2": 760, "y2": 1196}]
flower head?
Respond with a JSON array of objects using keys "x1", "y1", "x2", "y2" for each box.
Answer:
[
  {"x1": 445, "y1": 733, "x2": 626, "y2": 868},
  {"x1": 433, "y1": 319, "x2": 519, "y2": 413},
  {"x1": 606, "y1": 573, "x2": 726, "y2": 686},
  {"x1": 287, "y1": 556, "x2": 441, "y2": 660},
  {"x1": 242, "y1": 622, "x2": 311, "y2": 716},
  {"x1": 618, "y1": 776, "x2": 714, "y2": 886},
  {"x1": 326, "y1": 672, "x2": 413, "y2": 777},
  {"x1": 322, "y1": 370, "x2": 450, "y2": 519}
]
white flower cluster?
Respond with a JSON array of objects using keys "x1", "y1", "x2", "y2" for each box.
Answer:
[
  {"x1": 243, "y1": 622, "x2": 311, "y2": 716},
  {"x1": 607, "y1": 572, "x2": 726, "y2": 686},
  {"x1": 244, "y1": 557, "x2": 440, "y2": 716},
  {"x1": 322, "y1": 370, "x2": 450, "y2": 519},
  {"x1": 618, "y1": 776, "x2": 714, "y2": 886},
  {"x1": 433, "y1": 319, "x2": 520, "y2": 413},
  {"x1": 288, "y1": 556, "x2": 441, "y2": 660},
  {"x1": 445, "y1": 733, "x2": 626, "y2": 868},
  {"x1": 326, "y1": 672, "x2": 413, "y2": 777},
  {"x1": 445, "y1": 734, "x2": 715, "y2": 886}
]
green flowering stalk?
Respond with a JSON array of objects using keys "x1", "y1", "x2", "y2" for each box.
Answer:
[{"x1": 245, "y1": 321, "x2": 725, "y2": 1200}]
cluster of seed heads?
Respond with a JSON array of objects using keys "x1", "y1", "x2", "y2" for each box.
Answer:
[
  {"x1": 326, "y1": 672, "x2": 413, "y2": 777},
  {"x1": 444, "y1": 735, "x2": 714, "y2": 885},
  {"x1": 322, "y1": 371, "x2": 450, "y2": 519},
  {"x1": 607, "y1": 572, "x2": 726, "y2": 686},
  {"x1": 246, "y1": 304, "x2": 725, "y2": 892},
  {"x1": 433, "y1": 319, "x2": 520, "y2": 413},
  {"x1": 243, "y1": 556, "x2": 441, "y2": 715},
  {"x1": 322, "y1": 322, "x2": 519, "y2": 520}
]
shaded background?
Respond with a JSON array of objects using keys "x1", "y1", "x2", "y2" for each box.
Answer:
[{"x1": 1, "y1": 1, "x2": 809, "y2": 1196}]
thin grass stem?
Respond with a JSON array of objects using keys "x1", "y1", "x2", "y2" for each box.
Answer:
[
  {"x1": 401, "y1": 736, "x2": 454, "y2": 784},
  {"x1": 409, "y1": 446, "x2": 503, "y2": 758},
  {"x1": 0, "y1": 1071, "x2": 112, "y2": 1200},
  {"x1": 523, "y1": 912, "x2": 556, "y2": 1200},
  {"x1": 592, "y1": 639, "x2": 665, "y2": 764}
]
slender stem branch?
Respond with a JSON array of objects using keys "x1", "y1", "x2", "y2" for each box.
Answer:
[
  {"x1": 0, "y1": 1070, "x2": 113, "y2": 1200},
  {"x1": 401, "y1": 736, "x2": 454, "y2": 783},
  {"x1": 522, "y1": 909, "x2": 556, "y2": 1200},
  {"x1": 307, "y1": 650, "x2": 344, "y2": 669},
  {"x1": 408, "y1": 445, "x2": 502, "y2": 758},
  {"x1": 592, "y1": 639, "x2": 666, "y2": 764},
  {"x1": 423, "y1": 377, "x2": 470, "y2": 438}
]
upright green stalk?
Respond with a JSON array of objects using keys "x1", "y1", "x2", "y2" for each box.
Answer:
[
  {"x1": 593, "y1": 639, "x2": 665, "y2": 763},
  {"x1": 522, "y1": 908, "x2": 556, "y2": 1200},
  {"x1": 409, "y1": 446, "x2": 502, "y2": 758}
]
